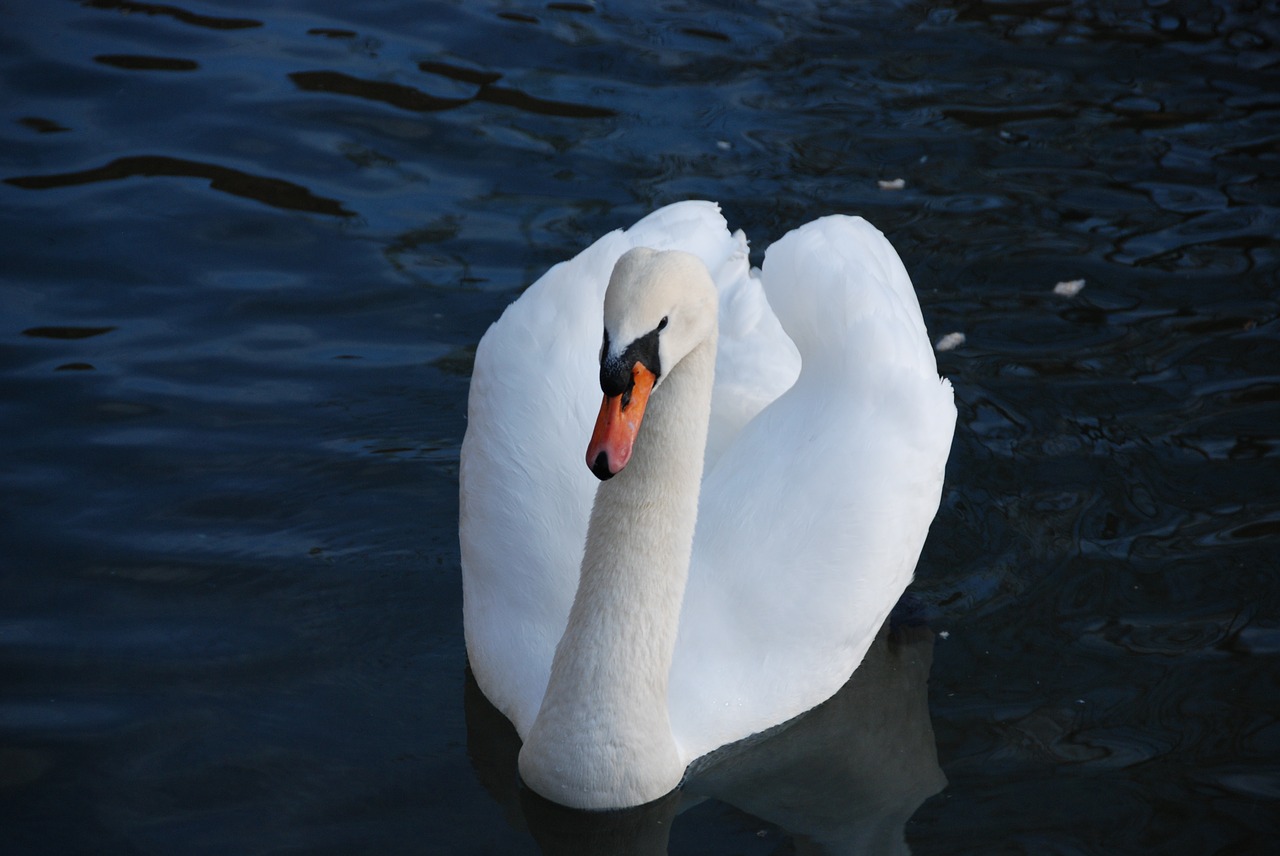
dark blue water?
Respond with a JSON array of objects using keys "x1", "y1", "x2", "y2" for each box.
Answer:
[{"x1": 3, "y1": 1, "x2": 1278, "y2": 853}]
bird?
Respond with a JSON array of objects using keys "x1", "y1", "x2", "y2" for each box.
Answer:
[{"x1": 459, "y1": 200, "x2": 955, "y2": 810}]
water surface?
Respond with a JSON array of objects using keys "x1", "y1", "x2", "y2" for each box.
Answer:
[{"x1": 3, "y1": 1, "x2": 1278, "y2": 853}]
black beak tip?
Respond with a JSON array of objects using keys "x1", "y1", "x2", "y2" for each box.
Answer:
[{"x1": 590, "y1": 452, "x2": 615, "y2": 481}]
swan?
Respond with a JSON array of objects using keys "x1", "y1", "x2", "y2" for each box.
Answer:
[{"x1": 460, "y1": 201, "x2": 955, "y2": 810}]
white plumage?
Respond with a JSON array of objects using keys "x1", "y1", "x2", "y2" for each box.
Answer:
[{"x1": 460, "y1": 200, "x2": 955, "y2": 808}]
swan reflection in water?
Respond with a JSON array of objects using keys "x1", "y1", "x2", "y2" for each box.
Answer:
[{"x1": 464, "y1": 614, "x2": 945, "y2": 855}]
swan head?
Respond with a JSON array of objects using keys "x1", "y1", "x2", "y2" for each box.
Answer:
[{"x1": 586, "y1": 247, "x2": 717, "y2": 480}]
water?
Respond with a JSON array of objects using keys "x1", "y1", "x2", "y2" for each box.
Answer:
[{"x1": 2, "y1": 0, "x2": 1278, "y2": 852}]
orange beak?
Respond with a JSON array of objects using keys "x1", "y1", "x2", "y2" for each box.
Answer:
[{"x1": 586, "y1": 363, "x2": 656, "y2": 480}]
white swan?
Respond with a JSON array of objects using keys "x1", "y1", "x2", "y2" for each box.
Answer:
[{"x1": 460, "y1": 201, "x2": 955, "y2": 810}]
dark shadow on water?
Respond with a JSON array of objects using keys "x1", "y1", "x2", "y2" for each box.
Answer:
[
  {"x1": 470, "y1": 84, "x2": 618, "y2": 120},
  {"x1": 82, "y1": 0, "x2": 261, "y2": 31},
  {"x1": 21, "y1": 326, "x2": 117, "y2": 340},
  {"x1": 5, "y1": 155, "x2": 354, "y2": 217},
  {"x1": 465, "y1": 617, "x2": 944, "y2": 855},
  {"x1": 290, "y1": 71, "x2": 469, "y2": 113},
  {"x1": 288, "y1": 66, "x2": 618, "y2": 119},
  {"x1": 93, "y1": 54, "x2": 199, "y2": 72}
]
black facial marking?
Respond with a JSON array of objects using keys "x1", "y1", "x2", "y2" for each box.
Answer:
[{"x1": 599, "y1": 321, "x2": 664, "y2": 396}]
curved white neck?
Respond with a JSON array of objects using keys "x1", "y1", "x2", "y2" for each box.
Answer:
[{"x1": 518, "y1": 336, "x2": 716, "y2": 810}]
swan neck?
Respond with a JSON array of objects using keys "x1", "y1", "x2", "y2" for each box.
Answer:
[{"x1": 518, "y1": 335, "x2": 715, "y2": 809}]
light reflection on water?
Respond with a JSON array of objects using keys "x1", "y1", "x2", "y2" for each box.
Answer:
[{"x1": 1, "y1": 1, "x2": 1277, "y2": 853}]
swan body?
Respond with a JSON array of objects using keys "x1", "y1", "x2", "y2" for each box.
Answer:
[{"x1": 460, "y1": 201, "x2": 955, "y2": 809}]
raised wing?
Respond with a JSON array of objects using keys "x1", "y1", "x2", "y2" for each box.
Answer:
[{"x1": 670, "y1": 216, "x2": 956, "y2": 761}]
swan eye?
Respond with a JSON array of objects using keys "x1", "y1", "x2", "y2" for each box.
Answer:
[{"x1": 657, "y1": 316, "x2": 668, "y2": 332}]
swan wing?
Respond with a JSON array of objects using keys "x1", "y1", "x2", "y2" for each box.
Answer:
[
  {"x1": 461, "y1": 201, "x2": 769, "y2": 736},
  {"x1": 670, "y1": 215, "x2": 956, "y2": 762}
]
